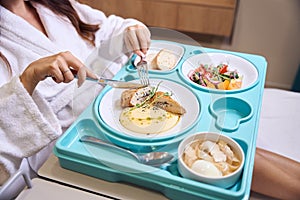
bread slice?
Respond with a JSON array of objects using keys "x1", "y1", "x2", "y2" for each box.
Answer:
[
  {"x1": 155, "y1": 49, "x2": 177, "y2": 70},
  {"x1": 145, "y1": 53, "x2": 158, "y2": 70}
]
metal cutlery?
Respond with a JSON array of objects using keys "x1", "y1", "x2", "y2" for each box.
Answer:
[
  {"x1": 81, "y1": 76, "x2": 145, "y2": 89},
  {"x1": 80, "y1": 135, "x2": 174, "y2": 166},
  {"x1": 136, "y1": 53, "x2": 150, "y2": 86},
  {"x1": 69, "y1": 67, "x2": 145, "y2": 89}
]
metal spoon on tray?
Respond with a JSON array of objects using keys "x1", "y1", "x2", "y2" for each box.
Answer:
[{"x1": 80, "y1": 135, "x2": 174, "y2": 167}]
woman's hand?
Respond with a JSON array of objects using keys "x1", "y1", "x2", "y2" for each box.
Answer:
[
  {"x1": 19, "y1": 51, "x2": 97, "y2": 95},
  {"x1": 124, "y1": 24, "x2": 151, "y2": 57}
]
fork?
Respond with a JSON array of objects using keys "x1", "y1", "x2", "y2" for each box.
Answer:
[{"x1": 136, "y1": 54, "x2": 150, "y2": 86}]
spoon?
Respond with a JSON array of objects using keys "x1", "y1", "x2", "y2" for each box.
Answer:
[{"x1": 80, "y1": 135, "x2": 174, "y2": 166}]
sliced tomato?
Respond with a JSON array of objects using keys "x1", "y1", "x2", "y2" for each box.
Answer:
[{"x1": 219, "y1": 64, "x2": 228, "y2": 74}]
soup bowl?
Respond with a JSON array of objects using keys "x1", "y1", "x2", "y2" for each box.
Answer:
[{"x1": 177, "y1": 132, "x2": 245, "y2": 188}]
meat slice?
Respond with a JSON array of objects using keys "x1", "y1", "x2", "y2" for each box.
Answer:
[
  {"x1": 120, "y1": 89, "x2": 186, "y2": 115},
  {"x1": 121, "y1": 89, "x2": 137, "y2": 107},
  {"x1": 152, "y1": 91, "x2": 186, "y2": 115},
  {"x1": 120, "y1": 86, "x2": 152, "y2": 107}
]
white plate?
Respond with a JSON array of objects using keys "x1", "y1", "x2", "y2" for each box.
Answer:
[
  {"x1": 98, "y1": 79, "x2": 200, "y2": 141},
  {"x1": 181, "y1": 53, "x2": 258, "y2": 91},
  {"x1": 133, "y1": 42, "x2": 184, "y2": 71}
]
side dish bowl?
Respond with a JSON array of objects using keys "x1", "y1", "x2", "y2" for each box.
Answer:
[
  {"x1": 177, "y1": 132, "x2": 245, "y2": 188},
  {"x1": 180, "y1": 52, "x2": 259, "y2": 93}
]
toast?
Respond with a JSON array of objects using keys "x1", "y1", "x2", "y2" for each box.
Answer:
[
  {"x1": 154, "y1": 49, "x2": 177, "y2": 70},
  {"x1": 145, "y1": 53, "x2": 159, "y2": 70}
]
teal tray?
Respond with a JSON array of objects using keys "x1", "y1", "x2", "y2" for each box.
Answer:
[{"x1": 54, "y1": 40, "x2": 267, "y2": 200}]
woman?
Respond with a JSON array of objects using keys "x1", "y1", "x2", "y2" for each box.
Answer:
[
  {"x1": 0, "y1": 0, "x2": 150, "y2": 191},
  {"x1": 1, "y1": 1, "x2": 299, "y2": 200}
]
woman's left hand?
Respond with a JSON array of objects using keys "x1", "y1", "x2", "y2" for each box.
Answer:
[{"x1": 124, "y1": 24, "x2": 151, "y2": 57}]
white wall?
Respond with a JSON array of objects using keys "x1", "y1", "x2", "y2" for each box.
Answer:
[{"x1": 221, "y1": 0, "x2": 300, "y2": 89}]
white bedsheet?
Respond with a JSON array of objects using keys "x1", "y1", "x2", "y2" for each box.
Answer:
[{"x1": 257, "y1": 88, "x2": 300, "y2": 162}]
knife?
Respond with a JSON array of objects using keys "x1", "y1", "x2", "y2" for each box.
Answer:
[
  {"x1": 69, "y1": 67, "x2": 145, "y2": 89},
  {"x1": 78, "y1": 76, "x2": 146, "y2": 89}
]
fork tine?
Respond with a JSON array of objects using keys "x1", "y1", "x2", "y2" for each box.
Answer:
[
  {"x1": 139, "y1": 67, "x2": 145, "y2": 85},
  {"x1": 144, "y1": 64, "x2": 149, "y2": 85},
  {"x1": 140, "y1": 67, "x2": 145, "y2": 85},
  {"x1": 137, "y1": 66, "x2": 142, "y2": 84},
  {"x1": 140, "y1": 67, "x2": 146, "y2": 85},
  {"x1": 142, "y1": 66, "x2": 149, "y2": 86},
  {"x1": 136, "y1": 56, "x2": 149, "y2": 86}
]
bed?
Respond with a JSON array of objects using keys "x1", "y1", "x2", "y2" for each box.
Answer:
[{"x1": 257, "y1": 88, "x2": 300, "y2": 162}]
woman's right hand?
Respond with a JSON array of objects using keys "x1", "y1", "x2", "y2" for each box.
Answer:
[
  {"x1": 124, "y1": 24, "x2": 151, "y2": 57},
  {"x1": 19, "y1": 51, "x2": 97, "y2": 95}
]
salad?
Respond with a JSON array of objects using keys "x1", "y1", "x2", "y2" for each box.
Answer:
[{"x1": 188, "y1": 64, "x2": 243, "y2": 90}]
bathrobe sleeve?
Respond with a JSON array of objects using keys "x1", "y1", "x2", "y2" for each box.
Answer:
[
  {"x1": 0, "y1": 76, "x2": 62, "y2": 176},
  {"x1": 0, "y1": 0, "x2": 147, "y2": 178},
  {"x1": 71, "y1": 0, "x2": 145, "y2": 43},
  {"x1": 71, "y1": 1, "x2": 147, "y2": 63}
]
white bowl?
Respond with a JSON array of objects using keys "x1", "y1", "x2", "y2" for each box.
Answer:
[
  {"x1": 181, "y1": 53, "x2": 259, "y2": 92},
  {"x1": 177, "y1": 132, "x2": 245, "y2": 188}
]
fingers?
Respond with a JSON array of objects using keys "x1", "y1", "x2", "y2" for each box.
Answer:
[
  {"x1": 49, "y1": 52, "x2": 96, "y2": 87},
  {"x1": 137, "y1": 26, "x2": 151, "y2": 54},
  {"x1": 76, "y1": 67, "x2": 86, "y2": 87},
  {"x1": 84, "y1": 67, "x2": 98, "y2": 79},
  {"x1": 20, "y1": 52, "x2": 97, "y2": 94},
  {"x1": 58, "y1": 51, "x2": 83, "y2": 73},
  {"x1": 51, "y1": 57, "x2": 72, "y2": 83},
  {"x1": 124, "y1": 25, "x2": 151, "y2": 56},
  {"x1": 125, "y1": 26, "x2": 140, "y2": 53}
]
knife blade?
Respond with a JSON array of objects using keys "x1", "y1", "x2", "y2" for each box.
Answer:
[{"x1": 80, "y1": 76, "x2": 145, "y2": 89}]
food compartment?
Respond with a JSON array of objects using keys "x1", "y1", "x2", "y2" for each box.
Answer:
[
  {"x1": 94, "y1": 78, "x2": 201, "y2": 149},
  {"x1": 180, "y1": 52, "x2": 259, "y2": 93},
  {"x1": 55, "y1": 125, "x2": 251, "y2": 200},
  {"x1": 209, "y1": 97, "x2": 253, "y2": 131},
  {"x1": 55, "y1": 119, "x2": 108, "y2": 161},
  {"x1": 56, "y1": 119, "x2": 98, "y2": 151},
  {"x1": 128, "y1": 41, "x2": 185, "y2": 73},
  {"x1": 177, "y1": 132, "x2": 246, "y2": 189}
]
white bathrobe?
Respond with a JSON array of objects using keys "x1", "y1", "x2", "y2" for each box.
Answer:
[{"x1": 0, "y1": 0, "x2": 143, "y2": 180}]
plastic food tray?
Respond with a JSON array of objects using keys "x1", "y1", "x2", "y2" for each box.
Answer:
[{"x1": 54, "y1": 40, "x2": 267, "y2": 200}]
